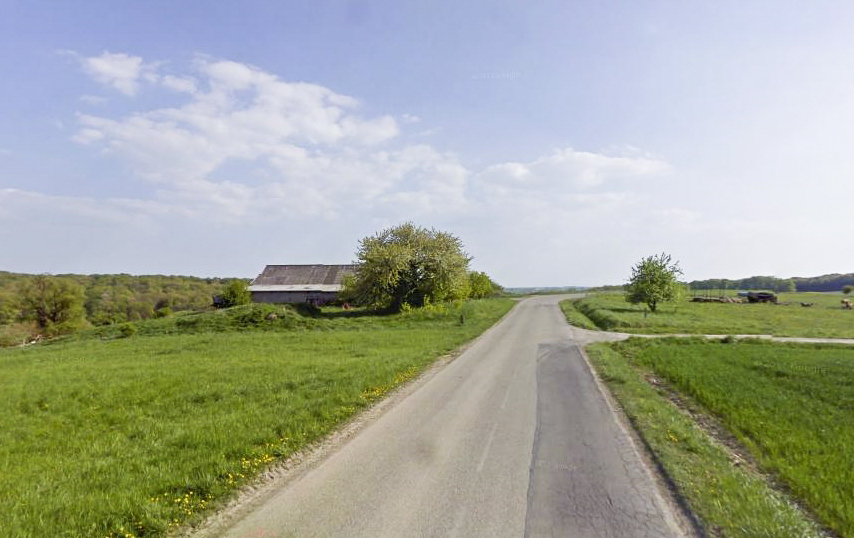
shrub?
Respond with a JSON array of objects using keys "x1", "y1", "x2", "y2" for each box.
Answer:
[
  {"x1": 117, "y1": 323, "x2": 136, "y2": 338},
  {"x1": 219, "y1": 279, "x2": 251, "y2": 308}
]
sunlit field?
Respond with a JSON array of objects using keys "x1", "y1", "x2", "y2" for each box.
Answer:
[
  {"x1": 562, "y1": 292, "x2": 854, "y2": 337},
  {"x1": 0, "y1": 299, "x2": 514, "y2": 538},
  {"x1": 588, "y1": 337, "x2": 854, "y2": 537}
]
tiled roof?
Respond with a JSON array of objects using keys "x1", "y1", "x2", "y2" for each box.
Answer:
[{"x1": 248, "y1": 264, "x2": 357, "y2": 291}]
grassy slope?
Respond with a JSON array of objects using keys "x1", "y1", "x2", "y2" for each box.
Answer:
[
  {"x1": 564, "y1": 292, "x2": 854, "y2": 338},
  {"x1": 588, "y1": 338, "x2": 854, "y2": 537},
  {"x1": 0, "y1": 299, "x2": 514, "y2": 538}
]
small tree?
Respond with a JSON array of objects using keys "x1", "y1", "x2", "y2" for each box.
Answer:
[
  {"x1": 347, "y1": 223, "x2": 471, "y2": 311},
  {"x1": 844, "y1": 285, "x2": 852, "y2": 295},
  {"x1": 625, "y1": 253, "x2": 683, "y2": 312},
  {"x1": 468, "y1": 271, "x2": 502, "y2": 299},
  {"x1": 219, "y1": 279, "x2": 251, "y2": 307},
  {"x1": 18, "y1": 275, "x2": 86, "y2": 335}
]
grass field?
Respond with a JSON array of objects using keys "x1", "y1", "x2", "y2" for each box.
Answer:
[
  {"x1": 0, "y1": 298, "x2": 514, "y2": 538},
  {"x1": 563, "y1": 291, "x2": 854, "y2": 337},
  {"x1": 588, "y1": 338, "x2": 854, "y2": 537}
]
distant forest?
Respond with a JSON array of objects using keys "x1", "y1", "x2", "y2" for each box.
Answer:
[
  {"x1": 688, "y1": 273, "x2": 854, "y2": 293},
  {"x1": 0, "y1": 271, "x2": 244, "y2": 327}
]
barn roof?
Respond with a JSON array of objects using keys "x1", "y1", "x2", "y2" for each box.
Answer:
[{"x1": 248, "y1": 264, "x2": 358, "y2": 292}]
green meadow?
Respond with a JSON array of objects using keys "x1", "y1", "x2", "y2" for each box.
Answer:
[
  {"x1": 563, "y1": 291, "x2": 854, "y2": 337},
  {"x1": 0, "y1": 299, "x2": 514, "y2": 538},
  {"x1": 588, "y1": 337, "x2": 854, "y2": 537}
]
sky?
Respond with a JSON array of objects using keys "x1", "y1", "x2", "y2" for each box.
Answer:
[{"x1": 1, "y1": 1, "x2": 853, "y2": 287}]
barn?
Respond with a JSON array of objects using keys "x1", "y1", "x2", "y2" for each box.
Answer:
[{"x1": 248, "y1": 264, "x2": 358, "y2": 305}]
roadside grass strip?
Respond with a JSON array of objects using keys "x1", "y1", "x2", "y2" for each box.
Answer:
[
  {"x1": 0, "y1": 298, "x2": 514, "y2": 538},
  {"x1": 567, "y1": 292, "x2": 854, "y2": 338},
  {"x1": 588, "y1": 337, "x2": 854, "y2": 537},
  {"x1": 558, "y1": 299, "x2": 599, "y2": 330}
]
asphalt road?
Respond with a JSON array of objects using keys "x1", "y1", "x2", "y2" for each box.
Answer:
[{"x1": 205, "y1": 295, "x2": 688, "y2": 538}]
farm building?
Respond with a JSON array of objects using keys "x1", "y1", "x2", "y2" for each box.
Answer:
[{"x1": 248, "y1": 264, "x2": 357, "y2": 305}]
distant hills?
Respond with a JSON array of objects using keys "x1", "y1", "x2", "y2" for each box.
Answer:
[{"x1": 505, "y1": 286, "x2": 589, "y2": 295}]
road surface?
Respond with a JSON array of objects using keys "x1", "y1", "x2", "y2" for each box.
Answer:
[{"x1": 200, "y1": 295, "x2": 689, "y2": 538}]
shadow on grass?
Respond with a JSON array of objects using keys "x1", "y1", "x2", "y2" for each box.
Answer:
[
  {"x1": 607, "y1": 307, "x2": 649, "y2": 314},
  {"x1": 317, "y1": 308, "x2": 391, "y2": 319}
]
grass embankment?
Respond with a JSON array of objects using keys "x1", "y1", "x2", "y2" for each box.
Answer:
[
  {"x1": 563, "y1": 292, "x2": 854, "y2": 337},
  {"x1": 0, "y1": 299, "x2": 514, "y2": 538},
  {"x1": 588, "y1": 338, "x2": 854, "y2": 537},
  {"x1": 558, "y1": 299, "x2": 599, "y2": 330}
]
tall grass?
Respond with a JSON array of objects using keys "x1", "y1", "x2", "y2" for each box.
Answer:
[
  {"x1": 0, "y1": 298, "x2": 514, "y2": 538},
  {"x1": 596, "y1": 338, "x2": 854, "y2": 536}
]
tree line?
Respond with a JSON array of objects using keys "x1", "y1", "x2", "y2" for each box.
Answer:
[
  {"x1": 689, "y1": 276, "x2": 796, "y2": 293},
  {"x1": 791, "y1": 273, "x2": 854, "y2": 292},
  {"x1": 0, "y1": 272, "x2": 245, "y2": 343},
  {"x1": 689, "y1": 273, "x2": 854, "y2": 293}
]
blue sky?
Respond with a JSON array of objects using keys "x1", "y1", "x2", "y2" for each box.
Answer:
[{"x1": 2, "y1": 1, "x2": 853, "y2": 286}]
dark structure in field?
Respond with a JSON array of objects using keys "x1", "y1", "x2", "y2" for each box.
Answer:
[
  {"x1": 248, "y1": 264, "x2": 357, "y2": 305},
  {"x1": 745, "y1": 291, "x2": 777, "y2": 303}
]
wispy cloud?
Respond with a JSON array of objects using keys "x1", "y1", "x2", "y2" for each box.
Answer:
[
  {"x1": 478, "y1": 148, "x2": 670, "y2": 191},
  {"x1": 67, "y1": 53, "x2": 672, "y2": 232},
  {"x1": 79, "y1": 94, "x2": 107, "y2": 105},
  {"x1": 82, "y1": 51, "x2": 157, "y2": 96},
  {"x1": 0, "y1": 188, "x2": 164, "y2": 225}
]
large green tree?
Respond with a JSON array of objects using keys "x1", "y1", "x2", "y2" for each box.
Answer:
[
  {"x1": 347, "y1": 223, "x2": 471, "y2": 311},
  {"x1": 19, "y1": 275, "x2": 86, "y2": 334},
  {"x1": 625, "y1": 253, "x2": 683, "y2": 312}
]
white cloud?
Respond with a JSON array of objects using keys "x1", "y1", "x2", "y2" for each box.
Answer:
[
  {"x1": 71, "y1": 56, "x2": 423, "y2": 220},
  {"x1": 65, "y1": 53, "x2": 677, "y2": 279},
  {"x1": 160, "y1": 75, "x2": 198, "y2": 94},
  {"x1": 472, "y1": 147, "x2": 669, "y2": 215},
  {"x1": 71, "y1": 127, "x2": 104, "y2": 144},
  {"x1": 478, "y1": 148, "x2": 670, "y2": 191},
  {"x1": 80, "y1": 94, "x2": 107, "y2": 105},
  {"x1": 83, "y1": 52, "x2": 155, "y2": 96}
]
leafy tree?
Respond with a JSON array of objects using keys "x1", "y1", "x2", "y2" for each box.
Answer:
[
  {"x1": 347, "y1": 223, "x2": 471, "y2": 311},
  {"x1": 844, "y1": 285, "x2": 852, "y2": 295},
  {"x1": 0, "y1": 289, "x2": 19, "y2": 324},
  {"x1": 18, "y1": 275, "x2": 86, "y2": 334},
  {"x1": 468, "y1": 271, "x2": 502, "y2": 299},
  {"x1": 219, "y1": 279, "x2": 251, "y2": 307},
  {"x1": 625, "y1": 253, "x2": 683, "y2": 312}
]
